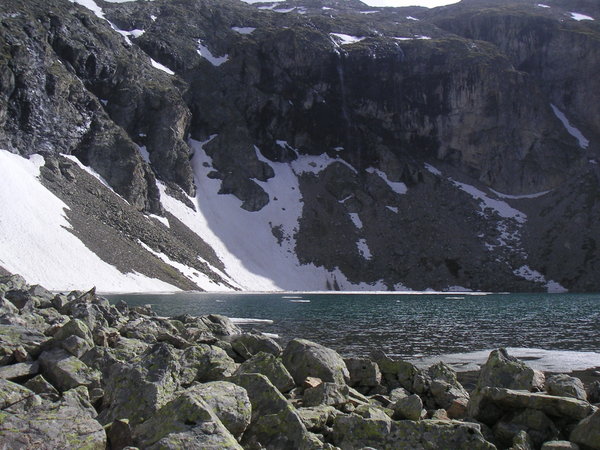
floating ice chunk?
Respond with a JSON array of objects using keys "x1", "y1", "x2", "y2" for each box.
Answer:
[
  {"x1": 366, "y1": 167, "x2": 408, "y2": 194},
  {"x1": 406, "y1": 16, "x2": 419, "y2": 20},
  {"x1": 550, "y1": 104, "x2": 589, "y2": 149},
  {"x1": 150, "y1": 58, "x2": 175, "y2": 75},
  {"x1": 537, "y1": 4, "x2": 550, "y2": 8},
  {"x1": 232, "y1": 26, "x2": 256, "y2": 34},
  {"x1": 357, "y1": 239, "x2": 372, "y2": 260},
  {"x1": 230, "y1": 318, "x2": 274, "y2": 324},
  {"x1": 570, "y1": 12, "x2": 594, "y2": 21},
  {"x1": 197, "y1": 40, "x2": 229, "y2": 66},
  {"x1": 349, "y1": 213, "x2": 363, "y2": 229},
  {"x1": 330, "y1": 33, "x2": 366, "y2": 45},
  {"x1": 360, "y1": 11, "x2": 379, "y2": 14}
]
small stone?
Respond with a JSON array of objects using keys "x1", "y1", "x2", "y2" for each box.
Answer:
[
  {"x1": 13, "y1": 346, "x2": 29, "y2": 362},
  {"x1": 430, "y1": 409, "x2": 450, "y2": 420},
  {"x1": 304, "y1": 376, "x2": 323, "y2": 389}
]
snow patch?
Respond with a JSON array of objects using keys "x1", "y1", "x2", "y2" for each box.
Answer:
[
  {"x1": 69, "y1": 0, "x2": 105, "y2": 19},
  {"x1": 232, "y1": 26, "x2": 256, "y2": 34},
  {"x1": 570, "y1": 12, "x2": 594, "y2": 21},
  {"x1": 274, "y1": 7, "x2": 296, "y2": 13},
  {"x1": 451, "y1": 180, "x2": 526, "y2": 224},
  {"x1": 424, "y1": 163, "x2": 442, "y2": 176},
  {"x1": 550, "y1": 104, "x2": 589, "y2": 149},
  {"x1": 357, "y1": 239, "x2": 372, "y2": 260},
  {"x1": 330, "y1": 33, "x2": 366, "y2": 46},
  {"x1": 239, "y1": 0, "x2": 284, "y2": 3},
  {"x1": 138, "y1": 241, "x2": 229, "y2": 291},
  {"x1": 349, "y1": 213, "x2": 363, "y2": 229},
  {"x1": 137, "y1": 145, "x2": 150, "y2": 164},
  {"x1": 146, "y1": 214, "x2": 169, "y2": 228},
  {"x1": 489, "y1": 189, "x2": 551, "y2": 200},
  {"x1": 366, "y1": 167, "x2": 408, "y2": 195},
  {"x1": 0, "y1": 150, "x2": 177, "y2": 292},
  {"x1": 393, "y1": 35, "x2": 431, "y2": 40},
  {"x1": 150, "y1": 58, "x2": 175, "y2": 75},
  {"x1": 514, "y1": 265, "x2": 568, "y2": 293},
  {"x1": 197, "y1": 41, "x2": 229, "y2": 66},
  {"x1": 386, "y1": 206, "x2": 398, "y2": 213},
  {"x1": 62, "y1": 154, "x2": 121, "y2": 198}
]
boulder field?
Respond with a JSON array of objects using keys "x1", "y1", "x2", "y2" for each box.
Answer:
[{"x1": 0, "y1": 273, "x2": 598, "y2": 449}]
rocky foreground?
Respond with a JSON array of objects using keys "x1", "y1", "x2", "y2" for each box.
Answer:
[{"x1": 0, "y1": 274, "x2": 599, "y2": 449}]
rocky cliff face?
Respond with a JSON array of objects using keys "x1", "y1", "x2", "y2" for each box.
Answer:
[{"x1": 0, "y1": 0, "x2": 598, "y2": 292}]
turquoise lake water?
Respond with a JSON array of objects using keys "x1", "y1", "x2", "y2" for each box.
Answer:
[{"x1": 105, "y1": 292, "x2": 600, "y2": 372}]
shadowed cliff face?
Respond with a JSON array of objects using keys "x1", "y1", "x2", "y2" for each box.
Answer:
[{"x1": 0, "y1": 0, "x2": 599, "y2": 291}]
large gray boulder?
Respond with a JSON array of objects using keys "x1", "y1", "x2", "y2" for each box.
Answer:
[
  {"x1": 230, "y1": 373, "x2": 322, "y2": 449},
  {"x1": 230, "y1": 333, "x2": 282, "y2": 360},
  {"x1": 493, "y1": 408, "x2": 559, "y2": 448},
  {"x1": 282, "y1": 339, "x2": 349, "y2": 386},
  {"x1": 0, "y1": 324, "x2": 49, "y2": 364},
  {"x1": 132, "y1": 392, "x2": 241, "y2": 449},
  {"x1": 0, "y1": 384, "x2": 106, "y2": 449},
  {"x1": 303, "y1": 382, "x2": 349, "y2": 407},
  {"x1": 99, "y1": 343, "x2": 182, "y2": 425},
  {"x1": 332, "y1": 405, "x2": 393, "y2": 449},
  {"x1": 372, "y1": 350, "x2": 425, "y2": 392},
  {"x1": 477, "y1": 349, "x2": 545, "y2": 392},
  {"x1": 38, "y1": 348, "x2": 101, "y2": 392},
  {"x1": 179, "y1": 344, "x2": 238, "y2": 384},
  {"x1": 184, "y1": 381, "x2": 251, "y2": 439},
  {"x1": 344, "y1": 357, "x2": 382, "y2": 388},
  {"x1": 469, "y1": 387, "x2": 595, "y2": 425},
  {"x1": 545, "y1": 374, "x2": 587, "y2": 401},
  {"x1": 570, "y1": 409, "x2": 600, "y2": 449},
  {"x1": 234, "y1": 351, "x2": 295, "y2": 393},
  {"x1": 393, "y1": 393, "x2": 425, "y2": 421}
]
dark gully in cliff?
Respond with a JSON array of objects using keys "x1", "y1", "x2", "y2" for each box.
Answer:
[{"x1": 0, "y1": 0, "x2": 599, "y2": 292}]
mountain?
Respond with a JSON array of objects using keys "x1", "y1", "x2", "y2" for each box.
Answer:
[{"x1": 0, "y1": 0, "x2": 598, "y2": 292}]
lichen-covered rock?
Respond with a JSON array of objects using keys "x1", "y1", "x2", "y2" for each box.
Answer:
[
  {"x1": 510, "y1": 430, "x2": 535, "y2": 450},
  {"x1": 344, "y1": 357, "x2": 382, "y2": 388},
  {"x1": 184, "y1": 381, "x2": 251, "y2": 439},
  {"x1": 230, "y1": 373, "x2": 320, "y2": 449},
  {"x1": 546, "y1": 374, "x2": 587, "y2": 401},
  {"x1": 132, "y1": 392, "x2": 241, "y2": 449},
  {"x1": 0, "y1": 324, "x2": 49, "y2": 364},
  {"x1": 38, "y1": 348, "x2": 101, "y2": 392},
  {"x1": 393, "y1": 393, "x2": 424, "y2": 421},
  {"x1": 179, "y1": 344, "x2": 238, "y2": 385},
  {"x1": 297, "y1": 405, "x2": 338, "y2": 432},
  {"x1": 23, "y1": 374, "x2": 60, "y2": 399},
  {"x1": 0, "y1": 361, "x2": 39, "y2": 380},
  {"x1": 234, "y1": 351, "x2": 295, "y2": 393},
  {"x1": 477, "y1": 348, "x2": 545, "y2": 392},
  {"x1": 0, "y1": 385, "x2": 106, "y2": 449},
  {"x1": 303, "y1": 382, "x2": 349, "y2": 407},
  {"x1": 589, "y1": 381, "x2": 600, "y2": 404},
  {"x1": 230, "y1": 333, "x2": 282, "y2": 360},
  {"x1": 53, "y1": 319, "x2": 94, "y2": 345},
  {"x1": 202, "y1": 315, "x2": 241, "y2": 337},
  {"x1": 282, "y1": 339, "x2": 349, "y2": 386},
  {"x1": 99, "y1": 343, "x2": 182, "y2": 425},
  {"x1": 494, "y1": 408, "x2": 559, "y2": 448},
  {"x1": 570, "y1": 409, "x2": 600, "y2": 449},
  {"x1": 372, "y1": 350, "x2": 423, "y2": 392},
  {"x1": 331, "y1": 406, "x2": 393, "y2": 449},
  {"x1": 430, "y1": 379, "x2": 470, "y2": 411}
]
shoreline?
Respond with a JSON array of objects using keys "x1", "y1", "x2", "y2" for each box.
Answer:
[{"x1": 1, "y1": 274, "x2": 599, "y2": 449}]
